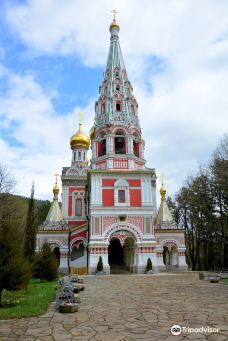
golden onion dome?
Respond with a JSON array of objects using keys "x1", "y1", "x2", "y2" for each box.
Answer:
[
  {"x1": 70, "y1": 123, "x2": 90, "y2": 149},
  {"x1": 110, "y1": 18, "x2": 120, "y2": 31},
  {"x1": 53, "y1": 174, "x2": 60, "y2": 199},
  {"x1": 53, "y1": 184, "x2": 59, "y2": 198},
  {"x1": 89, "y1": 126, "x2": 95, "y2": 140},
  {"x1": 160, "y1": 176, "x2": 166, "y2": 201}
]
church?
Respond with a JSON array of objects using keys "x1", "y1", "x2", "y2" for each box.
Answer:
[{"x1": 36, "y1": 16, "x2": 187, "y2": 274}]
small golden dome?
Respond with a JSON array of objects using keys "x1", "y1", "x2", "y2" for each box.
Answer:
[
  {"x1": 160, "y1": 176, "x2": 166, "y2": 201},
  {"x1": 89, "y1": 126, "x2": 95, "y2": 140},
  {"x1": 53, "y1": 174, "x2": 60, "y2": 199},
  {"x1": 70, "y1": 123, "x2": 90, "y2": 149},
  {"x1": 53, "y1": 184, "x2": 59, "y2": 197},
  {"x1": 110, "y1": 18, "x2": 120, "y2": 31}
]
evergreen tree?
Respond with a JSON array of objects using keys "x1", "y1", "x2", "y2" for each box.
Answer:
[
  {"x1": 33, "y1": 242, "x2": 59, "y2": 282},
  {"x1": 96, "y1": 256, "x2": 104, "y2": 272},
  {"x1": 24, "y1": 182, "x2": 36, "y2": 262},
  {"x1": 146, "y1": 258, "x2": 152, "y2": 271},
  {"x1": 0, "y1": 196, "x2": 31, "y2": 307}
]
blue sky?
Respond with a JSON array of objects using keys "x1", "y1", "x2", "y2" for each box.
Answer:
[{"x1": 0, "y1": 0, "x2": 228, "y2": 200}]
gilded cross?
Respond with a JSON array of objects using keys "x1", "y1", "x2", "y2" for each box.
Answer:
[
  {"x1": 54, "y1": 173, "x2": 60, "y2": 185},
  {"x1": 112, "y1": 9, "x2": 118, "y2": 20},
  {"x1": 79, "y1": 112, "x2": 83, "y2": 125},
  {"x1": 161, "y1": 175, "x2": 164, "y2": 187}
]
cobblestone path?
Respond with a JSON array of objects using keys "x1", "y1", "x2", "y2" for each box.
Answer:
[{"x1": 0, "y1": 273, "x2": 228, "y2": 341}]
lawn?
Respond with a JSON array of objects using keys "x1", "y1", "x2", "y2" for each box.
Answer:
[
  {"x1": 0, "y1": 279, "x2": 57, "y2": 319},
  {"x1": 220, "y1": 278, "x2": 228, "y2": 285}
]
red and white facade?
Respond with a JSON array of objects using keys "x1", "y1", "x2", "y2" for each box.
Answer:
[{"x1": 36, "y1": 19, "x2": 187, "y2": 274}]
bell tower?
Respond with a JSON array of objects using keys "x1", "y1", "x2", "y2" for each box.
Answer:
[
  {"x1": 90, "y1": 15, "x2": 145, "y2": 171},
  {"x1": 88, "y1": 15, "x2": 157, "y2": 274}
]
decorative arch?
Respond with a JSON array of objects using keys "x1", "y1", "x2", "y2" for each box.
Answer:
[
  {"x1": 47, "y1": 240, "x2": 64, "y2": 250},
  {"x1": 104, "y1": 222, "x2": 143, "y2": 243},
  {"x1": 161, "y1": 239, "x2": 180, "y2": 251},
  {"x1": 110, "y1": 126, "x2": 128, "y2": 135},
  {"x1": 70, "y1": 237, "x2": 87, "y2": 251},
  {"x1": 114, "y1": 178, "x2": 129, "y2": 187},
  {"x1": 109, "y1": 230, "x2": 136, "y2": 246},
  {"x1": 66, "y1": 168, "x2": 80, "y2": 176}
]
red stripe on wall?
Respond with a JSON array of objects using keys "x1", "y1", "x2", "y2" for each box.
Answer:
[
  {"x1": 102, "y1": 179, "x2": 116, "y2": 186},
  {"x1": 130, "y1": 189, "x2": 141, "y2": 206},
  {"x1": 127, "y1": 179, "x2": 141, "y2": 187},
  {"x1": 102, "y1": 189, "x2": 114, "y2": 206}
]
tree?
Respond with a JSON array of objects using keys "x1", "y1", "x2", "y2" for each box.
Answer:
[
  {"x1": 33, "y1": 242, "x2": 59, "y2": 282},
  {"x1": 0, "y1": 220, "x2": 31, "y2": 307},
  {"x1": 146, "y1": 258, "x2": 152, "y2": 271},
  {"x1": 23, "y1": 182, "x2": 36, "y2": 262},
  {"x1": 96, "y1": 256, "x2": 104, "y2": 272},
  {"x1": 0, "y1": 164, "x2": 31, "y2": 307}
]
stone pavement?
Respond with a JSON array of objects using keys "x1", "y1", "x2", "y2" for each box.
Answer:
[{"x1": 0, "y1": 272, "x2": 228, "y2": 341}]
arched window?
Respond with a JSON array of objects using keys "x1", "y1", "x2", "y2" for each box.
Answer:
[
  {"x1": 116, "y1": 85, "x2": 120, "y2": 91},
  {"x1": 53, "y1": 247, "x2": 60, "y2": 265},
  {"x1": 78, "y1": 151, "x2": 81, "y2": 160},
  {"x1": 71, "y1": 243, "x2": 85, "y2": 261},
  {"x1": 98, "y1": 136, "x2": 106, "y2": 157},
  {"x1": 131, "y1": 104, "x2": 134, "y2": 113},
  {"x1": 116, "y1": 103, "x2": 121, "y2": 111},
  {"x1": 101, "y1": 103, "x2": 105, "y2": 114},
  {"x1": 133, "y1": 141, "x2": 139, "y2": 157},
  {"x1": 75, "y1": 198, "x2": 82, "y2": 216},
  {"x1": 115, "y1": 132, "x2": 126, "y2": 154}
]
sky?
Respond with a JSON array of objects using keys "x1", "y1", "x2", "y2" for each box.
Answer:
[{"x1": 0, "y1": 0, "x2": 228, "y2": 201}]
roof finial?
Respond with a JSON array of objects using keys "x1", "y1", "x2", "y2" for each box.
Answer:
[
  {"x1": 110, "y1": 9, "x2": 120, "y2": 32},
  {"x1": 53, "y1": 173, "x2": 60, "y2": 199},
  {"x1": 112, "y1": 9, "x2": 118, "y2": 20},
  {"x1": 160, "y1": 175, "x2": 166, "y2": 201},
  {"x1": 79, "y1": 112, "x2": 83, "y2": 130}
]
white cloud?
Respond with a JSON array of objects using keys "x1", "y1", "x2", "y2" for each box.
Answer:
[
  {"x1": 1, "y1": 0, "x2": 228, "y2": 199},
  {"x1": 0, "y1": 64, "x2": 94, "y2": 199}
]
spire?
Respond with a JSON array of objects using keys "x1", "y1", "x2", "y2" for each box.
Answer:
[
  {"x1": 94, "y1": 13, "x2": 140, "y2": 129},
  {"x1": 46, "y1": 175, "x2": 63, "y2": 222},
  {"x1": 155, "y1": 177, "x2": 176, "y2": 229}
]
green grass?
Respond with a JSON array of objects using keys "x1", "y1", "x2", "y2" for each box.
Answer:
[
  {"x1": 0, "y1": 279, "x2": 57, "y2": 319},
  {"x1": 220, "y1": 278, "x2": 228, "y2": 285}
]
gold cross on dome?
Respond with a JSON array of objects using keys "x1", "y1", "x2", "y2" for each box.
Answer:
[
  {"x1": 161, "y1": 175, "x2": 164, "y2": 187},
  {"x1": 112, "y1": 9, "x2": 118, "y2": 20},
  {"x1": 54, "y1": 173, "x2": 60, "y2": 185},
  {"x1": 79, "y1": 112, "x2": 83, "y2": 126}
]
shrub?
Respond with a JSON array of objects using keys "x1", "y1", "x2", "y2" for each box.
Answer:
[
  {"x1": 96, "y1": 256, "x2": 104, "y2": 272},
  {"x1": 146, "y1": 258, "x2": 152, "y2": 271},
  {"x1": 33, "y1": 242, "x2": 59, "y2": 282}
]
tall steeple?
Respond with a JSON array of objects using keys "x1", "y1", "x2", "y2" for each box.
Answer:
[
  {"x1": 94, "y1": 13, "x2": 140, "y2": 129},
  {"x1": 91, "y1": 14, "x2": 145, "y2": 170}
]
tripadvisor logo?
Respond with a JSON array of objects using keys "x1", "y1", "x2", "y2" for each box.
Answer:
[
  {"x1": 171, "y1": 325, "x2": 220, "y2": 335},
  {"x1": 171, "y1": 325, "x2": 181, "y2": 335}
]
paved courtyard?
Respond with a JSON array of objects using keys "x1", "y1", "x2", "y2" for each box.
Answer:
[{"x1": 0, "y1": 272, "x2": 228, "y2": 341}]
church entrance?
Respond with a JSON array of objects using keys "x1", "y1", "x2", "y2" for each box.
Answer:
[
  {"x1": 108, "y1": 235, "x2": 136, "y2": 274},
  {"x1": 108, "y1": 238, "x2": 124, "y2": 273}
]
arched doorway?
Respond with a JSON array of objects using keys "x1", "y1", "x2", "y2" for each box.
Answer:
[
  {"x1": 108, "y1": 238, "x2": 124, "y2": 271},
  {"x1": 53, "y1": 247, "x2": 60, "y2": 265},
  {"x1": 108, "y1": 234, "x2": 136, "y2": 274},
  {"x1": 163, "y1": 242, "x2": 179, "y2": 271}
]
